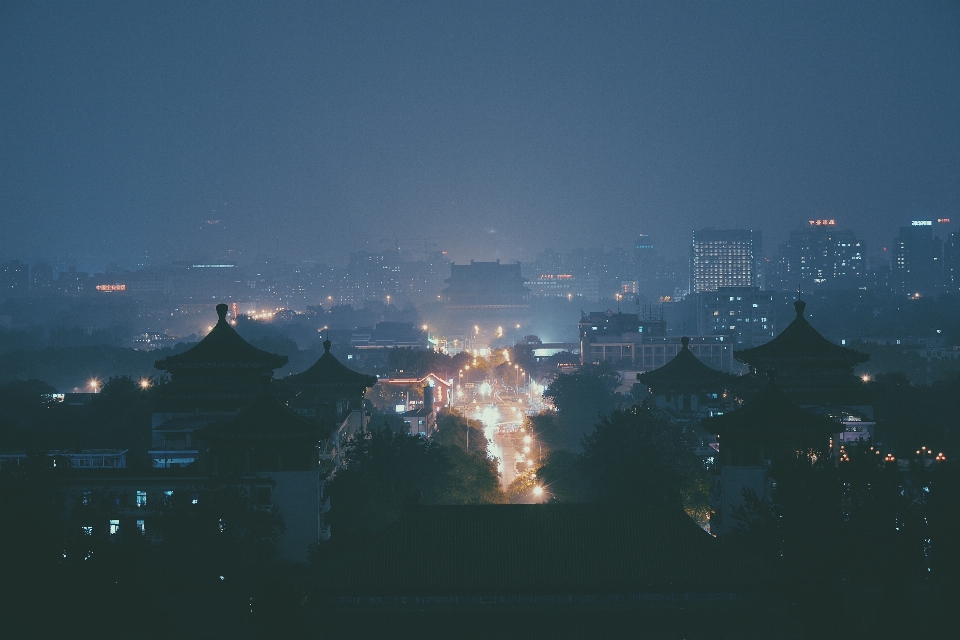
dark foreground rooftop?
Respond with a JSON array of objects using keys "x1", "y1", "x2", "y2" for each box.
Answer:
[{"x1": 317, "y1": 504, "x2": 795, "y2": 639}]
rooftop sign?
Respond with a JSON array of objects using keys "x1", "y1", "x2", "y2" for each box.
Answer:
[
  {"x1": 808, "y1": 219, "x2": 836, "y2": 226},
  {"x1": 95, "y1": 284, "x2": 126, "y2": 292},
  {"x1": 912, "y1": 220, "x2": 932, "y2": 226}
]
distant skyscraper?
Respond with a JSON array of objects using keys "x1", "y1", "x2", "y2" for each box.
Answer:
[
  {"x1": 777, "y1": 221, "x2": 864, "y2": 291},
  {"x1": 893, "y1": 222, "x2": 939, "y2": 296},
  {"x1": 691, "y1": 229, "x2": 755, "y2": 293},
  {"x1": 634, "y1": 234, "x2": 654, "y2": 295}
]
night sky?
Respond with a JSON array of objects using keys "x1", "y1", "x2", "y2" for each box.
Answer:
[{"x1": 1, "y1": 1, "x2": 958, "y2": 268}]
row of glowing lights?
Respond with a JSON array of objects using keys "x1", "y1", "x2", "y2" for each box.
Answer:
[
  {"x1": 521, "y1": 428, "x2": 545, "y2": 498},
  {"x1": 471, "y1": 324, "x2": 523, "y2": 337},
  {"x1": 838, "y1": 444, "x2": 946, "y2": 464},
  {"x1": 88, "y1": 378, "x2": 152, "y2": 392}
]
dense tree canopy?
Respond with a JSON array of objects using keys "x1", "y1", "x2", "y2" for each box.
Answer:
[
  {"x1": 543, "y1": 364, "x2": 623, "y2": 450},
  {"x1": 0, "y1": 375, "x2": 152, "y2": 464},
  {"x1": 729, "y1": 447, "x2": 957, "y2": 637},
  {"x1": 535, "y1": 403, "x2": 710, "y2": 520},
  {"x1": 324, "y1": 428, "x2": 505, "y2": 552},
  {"x1": 431, "y1": 411, "x2": 488, "y2": 456}
]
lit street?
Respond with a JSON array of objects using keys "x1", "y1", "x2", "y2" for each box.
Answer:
[{"x1": 457, "y1": 381, "x2": 541, "y2": 490}]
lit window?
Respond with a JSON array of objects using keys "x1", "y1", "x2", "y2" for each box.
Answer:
[
  {"x1": 136, "y1": 490, "x2": 147, "y2": 507},
  {"x1": 82, "y1": 526, "x2": 93, "y2": 536},
  {"x1": 136, "y1": 519, "x2": 145, "y2": 534},
  {"x1": 109, "y1": 520, "x2": 120, "y2": 536}
]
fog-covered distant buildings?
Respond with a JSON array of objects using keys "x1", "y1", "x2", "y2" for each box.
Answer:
[
  {"x1": 442, "y1": 260, "x2": 529, "y2": 308},
  {"x1": 578, "y1": 308, "x2": 736, "y2": 372}
]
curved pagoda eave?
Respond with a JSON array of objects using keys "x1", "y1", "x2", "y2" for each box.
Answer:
[
  {"x1": 637, "y1": 336, "x2": 737, "y2": 393},
  {"x1": 284, "y1": 340, "x2": 378, "y2": 391},
  {"x1": 734, "y1": 300, "x2": 868, "y2": 370},
  {"x1": 155, "y1": 304, "x2": 288, "y2": 373}
]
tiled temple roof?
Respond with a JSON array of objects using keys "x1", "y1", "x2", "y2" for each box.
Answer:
[
  {"x1": 735, "y1": 300, "x2": 868, "y2": 370},
  {"x1": 155, "y1": 304, "x2": 288, "y2": 373},
  {"x1": 637, "y1": 336, "x2": 736, "y2": 392},
  {"x1": 285, "y1": 340, "x2": 378, "y2": 391}
]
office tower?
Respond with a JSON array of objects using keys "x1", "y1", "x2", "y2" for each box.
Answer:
[{"x1": 691, "y1": 229, "x2": 755, "y2": 293}]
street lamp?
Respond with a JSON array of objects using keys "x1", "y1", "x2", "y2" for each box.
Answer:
[
  {"x1": 89, "y1": 379, "x2": 100, "y2": 393},
  {"x1": 139, "y1": 378, "x2": 151, "y2": 390}
]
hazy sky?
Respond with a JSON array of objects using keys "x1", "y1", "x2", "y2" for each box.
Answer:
[{"x1": 2, "y1": 1, "x2": 958, "y2": 268}]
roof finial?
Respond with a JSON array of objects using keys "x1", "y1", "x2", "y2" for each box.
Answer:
[
  {"x1": 681, "y1": 336, "x2": 690, "y2": 349},
  {"x1": 795, "y1": 300, "x2": 806, "y2": 317},
  {"x1": 216, "y1": 303, "x2": 228, "y2": 322},
  {"x1": 323, "y1": 339, "x2": 332, "y2": 353}
]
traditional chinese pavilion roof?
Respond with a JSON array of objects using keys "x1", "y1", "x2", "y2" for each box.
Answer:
[
  {"x1": 637, "y1": 336, "x2": 736, "y2": 391},
  {"x1": 704, "y1": 373, "x2": 838, "y2": 441},
  {"x1": 285, "y1": 340, "x2": 378, "y2": 391},
  {"x1": 203, "y1": 389, "x2": 320, "y2": 440},
  {"x1": 734, "y1": 300, "x2": 868, "y2": 370},
  {"x1": 326, "y1": 504, "x2": 774, "y2": 594},
  {"x1": 155, "y1": 304, "x2": 288, "y2": 373}
]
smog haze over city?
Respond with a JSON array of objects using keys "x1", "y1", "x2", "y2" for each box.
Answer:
[
  {"x1": 3, "y1": 2, "x2": 960, "y2": 638},
  {"x1": 2, "y1": 1, "x2": 958, "y2": 268}
]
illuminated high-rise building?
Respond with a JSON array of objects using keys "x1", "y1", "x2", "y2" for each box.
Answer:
[
  {"x1": 893, "y1": 221, "x2": 939, "y2": 296},
  {"x1": 691, "y1": 229, "x2": 756, "y2": 293},
  {"x1": 777, "y1": 220, "x2": 863, "y2": 291}
]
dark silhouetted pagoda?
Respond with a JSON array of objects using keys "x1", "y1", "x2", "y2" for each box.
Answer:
[
  {"x1": 283, "y1": 339, "x2": 378, "y2": 435},
  {"x1": 203, "y1": 389, "x2": 321, "y2": 474},
  {"x1": 149, "y1": 303, "x2": 288, "y2": 468},
  {"x1": 734, "y1": 300, "x2": 869, "y2": 406},
  {"x1": 154, "y1": 303, "x2": 288, "y2": 413},
  {"x1": 201, "y1": 389, "x2": 327, "y2": 561},
  {"x1": 704, "y1": 373, "x2": 838, "y2": 535},
  {"x1": 637, "y1": 336, "x2": 738, "y2": 418}
]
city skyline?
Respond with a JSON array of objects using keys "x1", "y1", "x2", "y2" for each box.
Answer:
[{"x1": 2, "y1": 2, "x2": 958, "y2": 268}]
